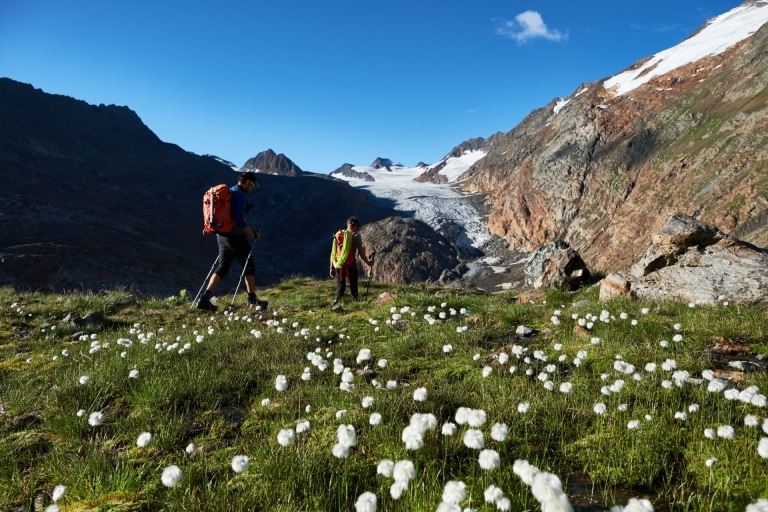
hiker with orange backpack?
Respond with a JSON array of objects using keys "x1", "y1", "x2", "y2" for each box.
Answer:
[
  {"x1": 330, "y1": 217, "x2": 374, "y2": 306},
  {"x1": 196, "y1": 171, "x2": 267, "y2": 311}
]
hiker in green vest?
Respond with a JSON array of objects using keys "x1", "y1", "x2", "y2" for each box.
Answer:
[{"x1": 330, "y1": 216, "x2": 374, "y2": 305}]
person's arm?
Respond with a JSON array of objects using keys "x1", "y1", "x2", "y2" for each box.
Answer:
[
  {"x1": 232, "y1": 190, "x2": 259, "y2": 239},
  {"x1": 355, "y1": 233, "x2": 374, "y2": 266}
]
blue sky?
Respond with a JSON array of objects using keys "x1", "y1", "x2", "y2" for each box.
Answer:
[{"x1": 0, "y1": 1, "x2": 744, "y2": 173}]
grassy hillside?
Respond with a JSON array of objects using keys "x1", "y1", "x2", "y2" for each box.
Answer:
[{"x1": 1, "y1": 280, "x2": 767, "y2": 511}]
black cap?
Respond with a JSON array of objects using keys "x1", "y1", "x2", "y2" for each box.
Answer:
[{"x1": 240, "y1": 171, "x2": 259, "y2": 187}]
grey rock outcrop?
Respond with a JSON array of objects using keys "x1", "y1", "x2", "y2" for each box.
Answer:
[
  {"x1": 523, "y1": 240, "x2": 591, "y2": 290},
  {"x1": 600, "y1": 214, "x2": 768, "y2": 304},
  {"x1": 360, "y1": 217, "x2": 460, "y2": 285}
]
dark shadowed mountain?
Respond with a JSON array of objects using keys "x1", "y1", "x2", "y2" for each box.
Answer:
[{"x1": 0, "y1": 78, "x2": 401, "y2": 297}]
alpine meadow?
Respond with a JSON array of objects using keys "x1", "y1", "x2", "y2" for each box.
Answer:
[{"x1": 1, "y1": 280, "x2": 767, "y2": 511}]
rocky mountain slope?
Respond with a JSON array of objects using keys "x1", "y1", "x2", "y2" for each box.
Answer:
[
  {"x1": 0, "y1": 79, "x2": 402, "y2": 297},
  {"x1": 461, "y1": 4, "x2": 768, "y2": 274}
]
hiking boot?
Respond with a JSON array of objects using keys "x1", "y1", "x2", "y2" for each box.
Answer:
[
  {"x1": 351, "y1": 296, "x2": 359, "y2": 302},
  {"x1": 196, "y1": 296, "x2": 217, "y2": 311},
  {"x1": 247, "y1": 293, "x2": 268, "y2": 308}
]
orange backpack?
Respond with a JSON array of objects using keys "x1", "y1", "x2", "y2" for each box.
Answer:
[{"x1": 202, "y1": 184, "x2": 237, "y2": 234}]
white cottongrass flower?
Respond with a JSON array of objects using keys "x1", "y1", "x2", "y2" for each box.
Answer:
[
  {"x1": 128, "y1": 369, "x2": 139, "y2": 379},
  {"x1": 377, "y1": 459, "x2": 394, "y2": 477},
  {"x1": 79, "y1": 375, "x2": 90, "y2": 385},
  {"x1": 621, "y1": 498, "x2": 654, "y2": 511},
  {"x1": 443, "y1": 344, "x2": 453, "y2": 353},
  {"x1": 393, "y1": 459, "x2": 416, "y2": 483},
  {"x1": 76, "y1": 409, "x2": 86, "y2": 417},
  {"x1": 513, "y1": 459, "x2": 540, "y2": 485},
  {"x1": 491, "y1": 422, "x2": 509, "y2": 442},
  {"x1": 707, "y1": 378, "x2": 728, "y2": 393},
  {"x1": 332, "y1": 443, "x2": 350, "y2": 458},
  {"x1": 401, "y1": 425, "x2": 425, "y2": 451},
  {"x1": 52, "y1": 484, "x2": 66, "y2": 502},
  {"x1": 704, "y1": 428, "x2": 716, "y2": 439},
  {"x1": 674, "y1": 412, "x2": 687, "y2": 421},
  {"x1": 530, "y1": 472, "x2": 572, "y2": 511},
  {"x1": 296, "y1": 420, "x2": 311, "y2": 434},
  {"x1": 627, "y1": 420, "x2": 640, "y2": 430},
  {"x1": 362, "y1": 396, "x2": 374, "y2": 408},
  {"x1": 482, "y1": 366, "x2": 493, "y2": 378},
  {"x1": 185, "y1": 443, "x2": 196, "y2": 454},
  {"x1": 136, "y1": 431, "x2": 152, "y2": 447},
  {"x1": 617, "y1": 403, "x2": 628, "y2": 412},
  {"x1": 88, "y1": 411, "x2": 104, "y2": 426},
  {"x1": 231, "y1": 455, "x2": 250, "y2": 473},
  {"x1": 275, "y1": 374, "x2": 288, "y2": 392},
  {"x1": 518, "y1": 402, "x2": 530, "y2": 414},
  {"x1": 498, "y1": 352, "x2": 509, "y2": 364},
  {"x1": 484, "y1": 484, "x2": 505, "y2": 504},
  {"x1": 478, "y1": 449, "x2": 501, "y2": 470},
  {"x1": 354, "y1": 491, "x2": 377, "y2": 512},
  {"x1": 746, "y1": 498, "x2": 768, "y2": 512},
  {"x1": 369, "y1": 412, "x2": 382, "y2": 426},
  {"x1": 745, "y1": 414, "x2": 760, "y2": 427},
  {"x1": 389, "y1": 480, "x2": 409, "y2": 500},
  {"x1": 261, "y1": 398, "x2": 271, "y2": 406},
  {"x1": 673, "y1": 334, "x2": 683, "y2": 342},
  {"x1": 455, "y1": 407, "x2": 471, "y2": 425},
  {"x1": 413, "y1": 387, "x2": 428, "y2": 401},
  {"x1": 717, "y1": 425, "x2": 735, "y2": 439},
  {"x1": 377, "y1": 358, "x2": 388, "y2": 368},
  {"x1": 385, "y1": 380, "x2": 397, "y2": 390},
  {"x1": 467, "y1": 409, "x2": 487, "y2": 427},
  {"x1": 337, "y1": 424, "x2": 358, "y2": 447},
  {"x1": 763, "y1": 418, "x2": 768, "y2": 434},
  {"x1": 473, "y1": 353, "x2": 481, "y2": 361},
  {"x1": 594, "y1": 403, "x2": 607, "y2": 415},
  {"x1": 277, "y1": 428, "x2": 296, "y2": 447},
  {"x1": 644, "y1": 362, "x2": 657, "y2": 372},
  {"x1": 706, "y1": 457, "x2": 717, "y2": 467},
  {"x1": 463, "y1": 428, "x2": 485, "y2": 450},
  {"x1": 688, "y1": 403, "x2": 700, "y2": 413},
  {"x1": 441, "y1": 480, "x2": 467, "y2": 505},
  {"x1": 442, "y1": 422, "x2": 458, "y2": 436},
  {"x1": 559, "y1": 382, "x2": 573, "y2": 393},
  {"x1": 356, "y1": 348, "x2": 372, "y2": 364},
  {"x1": 758, "y1": 438, "x2": 768, "y2": 458},
  {"x1": 161, "y1": 465, "x2": 183, "y2": 487}
]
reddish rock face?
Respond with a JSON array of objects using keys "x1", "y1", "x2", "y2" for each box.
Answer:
[{"x1": 461, "y1": 27, "x2": 768, "y2": 275}]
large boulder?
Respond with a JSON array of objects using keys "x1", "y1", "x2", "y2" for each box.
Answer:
[
  {"x1": 360, "y1": 217, "x2": 460, "y2": 285},
  {"x1": 600, "y1": 213, "x2": 768, "y2": 304},
  {"x1": 523, "y1": 240, "x2": 591, "y2": 290}
]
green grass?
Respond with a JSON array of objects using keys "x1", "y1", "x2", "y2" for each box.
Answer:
[{"x1": 1, "y1": 280, "x2": 767, "y2": 511}]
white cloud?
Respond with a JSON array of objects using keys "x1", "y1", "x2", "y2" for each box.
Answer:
[{"x1": 497, "y1": 11, "x2": 567, "y2": 44}]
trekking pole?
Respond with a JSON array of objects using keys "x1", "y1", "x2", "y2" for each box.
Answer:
[
  {"x1": 231, "y1": 242, "x2": 256, "y2": 308},
  {"x1": 193, "y1": 255, "x2": 219, "y2": 307},
  {"x1": 365, "y1": 251, "x2": 376, "y2": 299}
]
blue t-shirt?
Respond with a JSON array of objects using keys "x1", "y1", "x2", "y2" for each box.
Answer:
[{"x1": 228, "y1": 185, "x2": 248, "y2": 235}]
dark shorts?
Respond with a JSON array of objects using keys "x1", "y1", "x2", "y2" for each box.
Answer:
[{"x1": 214, "y1": 234, "x2": 255, "y2": 277}]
